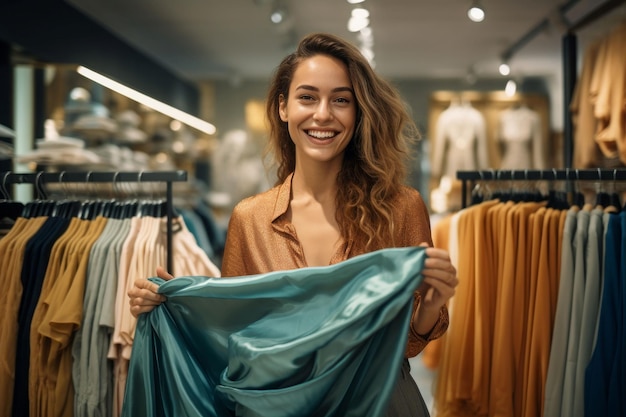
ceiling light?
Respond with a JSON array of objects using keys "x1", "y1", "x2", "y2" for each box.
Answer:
[
  {"x1": 270, "y1": 6, "x2": 287, "y2": 24},
  {"x1": 467, "y1": 1, "x2": 485, "y2": 22},
  {"x1": 348, "y1": 8, "x2": 370, "y2": 32},
  {"x1": 360, "y1": 47, "x2": 374, "y2": 63},
  {"x1": 351, "y1": 7, "x2": 369, "y2": 19},
  {"x1": 77, "y1": 66, "x2": 216, "y2": 135},
  {"x1": 347, "y1": 0, "x2": 366, "y2": 3},
  {"x1": 499, "y1": 62, "x2": 511, "y2": 76},
  {"x1": 348, "y1": 17, "x2": 370, "y2": 32}
]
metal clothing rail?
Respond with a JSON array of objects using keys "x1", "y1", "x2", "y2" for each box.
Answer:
[
  {"x1": 1, "y1": 170, "x2": 188, "y2": 273},
  {"x1": 457, "y1": 169, "x2": 626, "y2": 208}
]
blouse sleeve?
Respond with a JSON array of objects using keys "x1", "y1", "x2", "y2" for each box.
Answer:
[
  {"x1": 398, "y1": 187, "x2": 450, "y2": 358},
  {"x1": 220, "y1": 204, "x2": 249, "y2": 277},
  {"x1": 406, "y1": 293, "x2": 450, "y2": 357}
]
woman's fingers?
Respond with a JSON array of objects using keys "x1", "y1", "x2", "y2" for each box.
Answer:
[
  {"x1": 156, "y1": 266, "x2": 174, "y2": 281},
  {"x1": 127, "y1": 277, "x2": 167, "y2": 317},
  {"x1": 416, "y1": 244, "x2": 459, "y2": 304}
]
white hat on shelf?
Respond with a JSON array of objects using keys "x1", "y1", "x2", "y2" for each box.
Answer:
[{"x1": 0, "y1": 123, "x2": 15, "y2": 138}]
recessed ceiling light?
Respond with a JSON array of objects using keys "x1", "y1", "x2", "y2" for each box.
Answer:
[{"x1": 467, "y1": 1, "x2": 485, "y2": 22}]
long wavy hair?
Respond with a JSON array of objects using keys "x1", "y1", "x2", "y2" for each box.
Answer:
[{"x1": 265, "y1": 32, "x2": 420, "y2": 250}]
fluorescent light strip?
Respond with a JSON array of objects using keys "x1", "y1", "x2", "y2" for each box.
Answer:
[{"x1": 77, "y1": 65, "x2": 216, "y2": 135}]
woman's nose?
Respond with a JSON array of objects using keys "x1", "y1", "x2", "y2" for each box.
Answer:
[{"x1": 313, "y1": 101, "x2": 333, "y2": 121}]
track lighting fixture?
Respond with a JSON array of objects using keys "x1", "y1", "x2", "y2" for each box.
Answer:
[{"x1": 467, "y1": 0, "x2": 485, "y2": 23}]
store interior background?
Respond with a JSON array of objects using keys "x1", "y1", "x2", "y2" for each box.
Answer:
[
  {"x1": 1, "y1": 0, "x2": 625, "y2": 214},
  {"x1": 1, "y1": 0, "x2": 625, "y2": 412}
]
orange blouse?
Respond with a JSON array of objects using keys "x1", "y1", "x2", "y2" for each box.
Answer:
[{"x1": 221, "y1": 173, "x2": 449, "y2": 357}]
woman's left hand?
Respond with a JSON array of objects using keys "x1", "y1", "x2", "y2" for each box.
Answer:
[{"x1": 418, "y1": 243, "x2": 458, "y2": 312}]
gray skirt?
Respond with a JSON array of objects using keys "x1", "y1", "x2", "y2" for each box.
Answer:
[{"x1": 384, "y1": 359, "x2": 431, "y2": 417}]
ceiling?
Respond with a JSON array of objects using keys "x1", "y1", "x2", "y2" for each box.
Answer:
[{"x1": 63, "y1": 0, "x2": 625, "y2": 84}]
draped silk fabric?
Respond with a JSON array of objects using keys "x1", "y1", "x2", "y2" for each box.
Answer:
[{"x1": 122, "y1": 246, "x2": 427, "y2": 417}]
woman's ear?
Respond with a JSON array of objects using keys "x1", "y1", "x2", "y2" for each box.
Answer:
[{"x1": 279, "y1": 94, "x2": 288, "y2": 122}]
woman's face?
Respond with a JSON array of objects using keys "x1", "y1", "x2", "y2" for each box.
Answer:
[{"x1": 279, "y1": 54, "x2": 357, "y2": 169}]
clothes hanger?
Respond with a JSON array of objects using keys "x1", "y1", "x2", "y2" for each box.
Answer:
[
  {"x1": 544, "y1": 169, "x2": 569, "y2": 210},
  {"x1": 26, "y1": 171, "x2": 55, "y2": 217},
  {"x1": 0, "y1": 171, "x2": 25, "y2": 220}
]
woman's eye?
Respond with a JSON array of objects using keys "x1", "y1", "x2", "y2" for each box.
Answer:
[
  {"x1": 299, "y1": 95, "x2": 315, "y2": 101},
  {"x1": 335, "y1": 97, "x2": 350, "y2": 104}
]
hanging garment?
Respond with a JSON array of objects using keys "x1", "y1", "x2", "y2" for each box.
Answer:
[
  {"x1": 122, "y1": 246, "x2": 427, "y2": 417},
  {"x1": 584, "y1": 211, "x2": 626, "y2": 417}
]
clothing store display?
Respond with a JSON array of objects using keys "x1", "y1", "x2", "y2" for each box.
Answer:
[
  {"x1": 497, "y1": 105, "x2": 544, "y2": 170},
  {"x1": 14, "y1": 146, "x2": 101, "y2": 166},
  {"x1": 0, "y1": 170, "x2": 224, "y2": 417},
  {"x1": 72, "y1": 114, "x2": 118, "y2": 134},
  {"x1": 123, "y1": 246, "x2": 427, "y2": 417},
  {"x1": 434, "y1": 170, "x2": 626, "y2": 417},
  {"x1": 430, "y1": 100, "x2": 489, "y2": 182},
  {"x1": 35, "y1": 135, "x2": 85, "y2": 149},
  {"x1": 0, "y1": 212, "x2": 220, "y2": 417},
  {"x1": 115, "y1": 110, "x2": 148, "y2": 144}
]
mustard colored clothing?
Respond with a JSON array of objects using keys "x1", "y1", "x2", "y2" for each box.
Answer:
[
  {"x1": 433, "y1": 199, "x2": 500, "y2": 417},
  {"x1": 30, "y1": 217, "x2": 107, "y2": 417},
  {"x1": 0, "y1": 216, "x2": 47, "y2": 417},
  {"x1": 593, "y1": 22, "x2": 626, "y2": 163},
  {"x1": 489, "y1": 201, "x2": 524, "y2": 417},
  {"x1": 570, "y1": 39, "x2": 603, "y2": 168},
  {"x1": 434, "y1": 200, "x2": 568, "y2": 417},
  {"x1": 221, "y1": 173, "x2": 449, "y2": 359}
]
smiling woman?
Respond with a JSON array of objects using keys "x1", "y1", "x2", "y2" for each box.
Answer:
[{"x1": 128, "y1": 32, "x2": 458, "y2": 417}]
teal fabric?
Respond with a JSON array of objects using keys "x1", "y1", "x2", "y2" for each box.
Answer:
[{"x1": 122, "y1": 246, "x2": 427, "y2": 417}]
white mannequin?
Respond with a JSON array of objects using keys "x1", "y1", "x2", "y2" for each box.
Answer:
[
  {"x1": 431, "y1": 99, "x2": 489, "y2": 181},
  {"x1": 498, "y1": 103, "x2": 544, "y2": 169}
]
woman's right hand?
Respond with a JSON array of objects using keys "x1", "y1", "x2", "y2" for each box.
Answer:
[{"x1": 128, "y1": 266, "x2": 173, "y2": 317}]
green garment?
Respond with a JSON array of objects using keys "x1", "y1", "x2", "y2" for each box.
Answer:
[{"x1": 122, "y1": 246, "x2": 427, "y2": 417}]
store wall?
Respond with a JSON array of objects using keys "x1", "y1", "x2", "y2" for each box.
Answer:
[{"x1": 0, "y1": 0, "x2": 199, "y2": 115}]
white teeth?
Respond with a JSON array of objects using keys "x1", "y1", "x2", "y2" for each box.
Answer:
[{"x1": 308, "y1": 130, "x2": 336, "y2": 139}]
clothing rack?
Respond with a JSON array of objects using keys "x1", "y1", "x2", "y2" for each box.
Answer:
[
  {"x1": 1, "y1": 170, "x2": 188, "y2": 273},
  {"x1": 457, "y1": 169, "x2": 626, "y2": 208}
]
